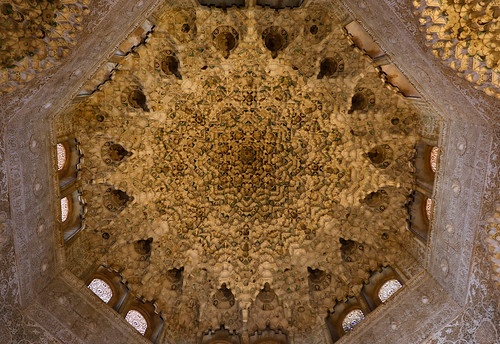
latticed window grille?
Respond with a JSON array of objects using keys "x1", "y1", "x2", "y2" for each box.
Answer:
[
  {"x1": 430, "y1": 146, "x2": 439, "y2": 173},
  {"x1": 342, "y1": 309, "x2": 364, "y2": 332},
  {"x1": 88, "y1": 278, "x2": 113, "y2": 303},
  {"x1": 378, "y1": 279, "x2": 403, "y2": 303},
  {"x1": 60, "y1": 197, "x2": 69, "y2": 222},
  {"x1": 57, "y1": 143, "x2": 67, "y2": 171},
  {"x1": 425, "y1": 198, "x2": 433, "y2": 221},
  {"x1": 125, "y1": 310, "x2": 148, "y2": 335}
]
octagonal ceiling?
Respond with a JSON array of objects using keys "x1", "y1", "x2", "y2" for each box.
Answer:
[
  {"x1": 57, "y1": 1, "x2": 426, "y2": 340},
  {"x1": 1, "y1": 0, "x2": 499, "y2": 344}
]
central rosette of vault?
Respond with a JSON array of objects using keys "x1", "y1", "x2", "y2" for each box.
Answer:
[
  {"x1": 152, "y1": 105, "x2": 301, "y2": 224},
  {"x1": 238, "y1": 145, "x2": 257, "y2": 165},
  {"x1": 208, "y1": 118, "x2": 296, "y2": 220},
  {"x1": 149, "y1": 71, "x2": 343, "y2": 249}
]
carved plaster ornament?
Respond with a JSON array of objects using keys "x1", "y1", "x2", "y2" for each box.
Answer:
[
  {"x1": 262, "y1": 26, "x2": 288, "y2": 59},
  {"x1": 308, "y1": 267, "x2": 331, "y2": 291},
  {"x1": 128, "y1": 89, "x2": 149, "y2": 112},
  {"x1": 348, "y1": 87, "x2": 375, "y2": 114},
  {"x1": 134, "y1": 237, "x2": 153, "y2": 255},
  {"x1": 103, "y1": 188, "x2": 133, "y2": 213},
  {"x1": 67, "y1": 3, "x2": 424, "y2": 338},
  {"x1": 213, "y1": 26, "x2": 239, "y2": 59},
  {"x1": 167, "y1": 267, "x2": 183, "y2": 283},
  {"x1": 168, "y1": 9, "x2": 197, "y2": 43},
  {"x1": 120, "y1": 84, "x2": 150, "y2": 112},
  {"x1": 317, "y1": 56, "x2": 344, "y2": 79},
  {"x1": 155, "y1": 50, "x2": 182, "y2": 80},
  {"x1": 361, "y1": 190, "x2": 389, "y2": 213},
  {"x1": 109, "y1": 143, "x2": 131, "y2": 161},
  {"x1": 165, "y1": 267, "x2": 184, "y2": 291},
  {"x1": 101, "y1": 142, "x2": 132, "y2": 165},
  {"x1": 365, "y1": 144, "x2": 393, "y2": 169},
  {"x1": 214, "y1": 283, "x2": 236, "y2": 309},
  {"x1": 257, "y1": 283, "x2": 277, "y2": 303},
  {"x1": 162, "y1": 55, "x2": 182, "y2": 80}
]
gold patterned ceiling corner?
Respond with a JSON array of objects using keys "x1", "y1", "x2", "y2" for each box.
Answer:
[
  {"x1": 61, "y1": 4, "x2": 424, "y2": 340},
  {"x1": 414, "y1": 0, "x2": 500, "y2": 99},
  {"x1": 0, "y1": 0, "x2": 90, "y2": 93}
]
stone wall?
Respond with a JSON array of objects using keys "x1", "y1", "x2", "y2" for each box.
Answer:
[
  {"x1": 0, "y1": 236, "x2": 62, "y2": 344},
  {"x1": 425, "y1": 241, "x2": 500, "y2": 344}
]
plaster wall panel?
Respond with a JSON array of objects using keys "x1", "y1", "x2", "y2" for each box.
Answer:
[
  {"x1": 425, "y1": 242, "x2": 500, "y2": 344},
  {"x1": 482, "y1": 132, "x2": 500, "y2": 218},
  {"x1": 428, "y1": 122, "x2": 493, "y2": 304},
  {"x1": 412, "y1": 101, "x2": 441, "y2": 143},
  {"x1": 0, "y1": 238, "x2": 63, "y2": 344},
  {"x1": 336, "y1": 272, "x2": 460, "y2": 344},
  {"x1": 5, "y1": 117, "x2": 60, "y2": 306},
  {"x1": 30, "y1": 274, "x2": 151, "y2": 344},
  {"x1": 0, "y1": 126, "x2": 8, "y2": 215}
]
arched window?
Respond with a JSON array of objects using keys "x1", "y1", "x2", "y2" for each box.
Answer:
[
  {"x1": 429, "y1": 146, "x2": 439, "y2": 173},
  {"x1": 407, "y1": 190, "x2": 433, "y2": 243},
  {"x1": 56, "y1": 139, "x2": 84, "y2": 242},
  {"x1": 425, "y1": 198, "x2": 433, "y2": 222},
  {"x1": 56, "y1": 143, "x2": 67, "y2": 171},
  {"x1": 361, "y1": 266, "x2": 404, "y2": 310},
  {"x1": 87, "y1": 266, "x2": 130, "y2": 312},
  {"x1": 377, "y1": 279, "x2": 402, "y2": 303},
  {"x1": 121, "y1": 300, "x2": 164, "y2": 341},
  {"x1": 56, "y1": 138, "x2": 84, "y2": 240},
  {"x1": 56, "y1": 139, "x2": 80, "y2": 188},
  {"x1": 341, "y1": 309, "x2": 364, "y2": 332},
  {"x1": 60, "y1": 197, "x2": 70, "y2": 223},
  {"x1": 88, "y1": 278, "x2": 113, "y2": 303},
  {"x1": 412, "y1": 142, "x2": 437, "y2": 192},
  {"x1": 85, "y1": 267, "x2": 163, "y2": 342},
  {"x1": 327, "y1": 296, "x2": 368, "y2": 342},
  {"x1": 125, "y1": 309, "x2": 148, "y2": 335},
  {"x1": 60, "y1": 190, "x2": 85, "y2": 242}
]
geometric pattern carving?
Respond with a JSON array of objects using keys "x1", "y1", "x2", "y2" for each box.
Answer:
[
  {"x1": 342, "y1": 309, "x2": 364, "y2": 332},
  {"x1": 57, "y1": 143, "x2": 66, "y2": 171},
  {"x1": 125, "y1": 310, "x2": 147, "y2": 335},
  {"x1": 377, "y1": 279, "x2": 402, "y2": 303},
  {"x1": 60, "y1": 197, "x2": 69, "y2": 223},
  {"x1": 88, "y1": 278, "x2": 113, "y2": 303},
  {"x1": 64, "y1": 4, "x2": 425, "y2": 339},
  {"x1": 414, "y1": 1, "x2": 500, "y2": 99},
  {"x1": 0, "y1": 0, "x2": 90, "y2": 93}
]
